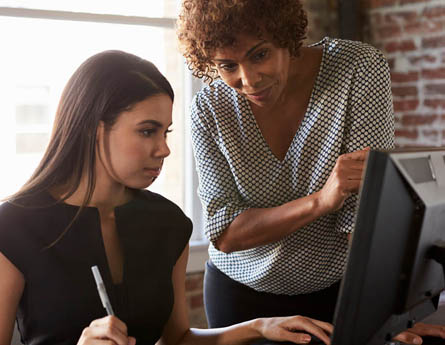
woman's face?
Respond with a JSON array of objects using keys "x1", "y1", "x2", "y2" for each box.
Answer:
[
  {"x1": 212, "y1": 33, "x2": 292, "y2": 108},
  {"x1": 96, "y1": 94, "x2": 172, "y2": 190}
]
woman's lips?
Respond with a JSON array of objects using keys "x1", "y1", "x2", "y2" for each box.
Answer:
[
  {"x1": 246, "y1": 86, "x2": 272, "y2": 102},
  {"x1": 143, "y1": 168, "x2": 161, "y2": 177}
]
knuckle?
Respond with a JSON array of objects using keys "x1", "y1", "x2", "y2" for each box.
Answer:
[{"x1": 81, "y1": 328, "x2": 90, "y2": 337}]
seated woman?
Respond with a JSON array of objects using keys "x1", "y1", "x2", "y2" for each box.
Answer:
[{"x1": 0, "y1": 50, "x2": 333, "y2": 345}]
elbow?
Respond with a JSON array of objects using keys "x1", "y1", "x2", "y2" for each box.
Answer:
[{"x1": 215, "y1": 236, "x2": 235, "y2": 254}]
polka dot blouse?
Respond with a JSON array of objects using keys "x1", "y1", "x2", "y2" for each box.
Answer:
[{"x1": 190, "y1": 37, "x2": 395, "y2": 295}]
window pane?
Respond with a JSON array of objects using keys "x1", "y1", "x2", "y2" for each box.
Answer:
[
  {"x1": 1, "y1": 0, "x2": 181, "y2": 17},
  {"x1": 0, "y1": 16, "x2": 185, "y2": 210}
]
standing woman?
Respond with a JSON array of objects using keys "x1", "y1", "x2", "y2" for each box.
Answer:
[
  {"x1": 176, "y1": 0, "x2": 393, "y2": 330},
  {"x1": 177, "y1": 1, "x2": 445, "y2": 342},
  {"x1": 0, "y1": 50, "x2": 334, "y2": 345}
]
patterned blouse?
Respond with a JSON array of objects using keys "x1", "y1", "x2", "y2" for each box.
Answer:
[{"x1": 190, "y1": 37, "x2": 395, "y2": 295}]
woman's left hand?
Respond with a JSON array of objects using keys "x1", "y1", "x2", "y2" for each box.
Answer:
[
  {"x1": 255, "y1": 315, "x2": 333, "y2": 344},
  {"x1": 393, "y1": 322, "x2": 445, "y2": 344}
]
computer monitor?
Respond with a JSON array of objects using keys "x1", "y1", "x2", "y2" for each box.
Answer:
[{"x1": 331, "y1": 148, "x2": 445, "y2": 345}]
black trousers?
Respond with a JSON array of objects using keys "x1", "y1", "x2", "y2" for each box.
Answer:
[{"x1": 204, "y1": 260, "x2": 340, "y2": 328}]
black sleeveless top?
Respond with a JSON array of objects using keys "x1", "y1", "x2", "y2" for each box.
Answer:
[{"x1": 0, "y1": 190, "x2": 192, "y2": 345}]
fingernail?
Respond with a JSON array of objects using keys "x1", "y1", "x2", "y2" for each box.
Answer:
[
  {"x1": 413, "y1": 338, "x2": 422, "y2": 345},
  {"x1": 302, "y1": 335, "x2": 311, "y2": 343}
]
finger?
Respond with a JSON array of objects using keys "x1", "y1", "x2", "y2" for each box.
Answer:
[
  {"x1": 339, "y1": 160, "x2": 367, "y2": 171},
  {"x1": 87, "y1": 316, "x2": 130, "y2": 345},
  {"x1": 83, "y1": 325, "x2": 130, "y2": 345},
  {"x1": 343, "y1": 180, "x2": 362, "y2": 193},
  {"x1": 307, "y1": 319, "x2": 334, "y2": 335},
  {"x1": 341, "y1": 149, "x2": 370, "y2": 161},
  {"x1": 128, "y1": 336, "x2": 137, "y2": 345},
  {"x1": 293, "y1": 319, "x2": 331, "y2": 345},
  {"x1": 393, "y1": 331, "x2": 423, "y2": 345},
  {"x1": 285, "y1": 332, "x2": 312, "y2": 344},
  {"x1": 411, "y1": 323, "x2": 445, "y2": 337},
  {"x1": 91, "y1": 316, "x2": 128, "y2": 336}
]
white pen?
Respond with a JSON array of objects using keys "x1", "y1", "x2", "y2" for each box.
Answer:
[{"x1": 91, "y1": 265, "x2": 115, "y2": 316}]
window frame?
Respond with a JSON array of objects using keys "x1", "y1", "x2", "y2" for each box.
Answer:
[{"x1": 0, "y1": 5, "x2": 209, "y2": 272}]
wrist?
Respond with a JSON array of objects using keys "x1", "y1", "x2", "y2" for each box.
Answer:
[
  {"x1": 312, "y1": 190, "x2": 332, "y2": 217},
  {"x1": 249, "y1": 318, "x2": 266, "y2": 340}
]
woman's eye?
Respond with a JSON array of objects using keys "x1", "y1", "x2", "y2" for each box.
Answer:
[
  {"x1": 253, "y1": 49, "x2": 268, "y2": 62},
  {"x1": 140, "y1": 129, "x2": 155, "y2": 137},
  {"x1": 164, "y1": 129, "x2": 172, "y2": 138},
  {"x1": 219, "y1": 63, "x2": 237, "y2": 72}
]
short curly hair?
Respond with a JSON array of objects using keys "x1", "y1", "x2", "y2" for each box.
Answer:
[{"x1": 176, "y1": 0, "x2": 308, "y2": 83}]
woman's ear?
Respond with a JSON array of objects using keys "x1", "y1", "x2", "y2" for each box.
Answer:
[{"x1": 96, "y1": 121, "x2": 105, "y2": 144}]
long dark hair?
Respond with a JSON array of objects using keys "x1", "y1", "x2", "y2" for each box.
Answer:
[{"x1": 7, "y1": 50, "x2": 174, "y2": 244}]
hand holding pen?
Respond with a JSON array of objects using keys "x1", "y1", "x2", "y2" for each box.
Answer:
[{"x1": 75, "y1": 266, "x2": 136, "y2": 345}]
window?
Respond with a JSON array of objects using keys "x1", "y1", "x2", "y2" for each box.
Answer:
[{"x1": 0, "y1": 2, "x2": 208, "y2": 271}]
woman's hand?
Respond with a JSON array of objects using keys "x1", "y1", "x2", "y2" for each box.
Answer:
[
  {"x1": 255, "y1": 315, "x2": 333, "y2": 344},
  {"x1": 77, "y1": 315, "x2": 136, "y2": 345},
  {"x1": 317, "y1": 148, "x2": 370, "y2": 213},
  {"x1": 393, "y1": 322, "x2": 445, "y2": 344}
]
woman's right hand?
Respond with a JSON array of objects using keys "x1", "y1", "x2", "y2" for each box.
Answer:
[
  {"x1": 77, "y1": 315, "x2": 136, "y2": 345},
  {"x1": 317, "y1": 148, "x2": 370, "y2": 213},
  {"x1": 255, "y1": 315, "x2": 333, "y2": 344}
]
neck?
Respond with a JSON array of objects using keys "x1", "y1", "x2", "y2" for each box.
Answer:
[
  {"x1": 281, "y1": 47, "x2": 322, "y2": 104},
  {"x1": 53, "y1": 167, "x2": 133, "y2": 213}
]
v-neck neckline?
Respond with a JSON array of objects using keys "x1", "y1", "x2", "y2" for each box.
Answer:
[{"x1": 241, "y1": 38, "x2": 327, "y2": 164}]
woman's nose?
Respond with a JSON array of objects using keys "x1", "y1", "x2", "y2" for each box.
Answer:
[
  {"x1": 239, "y1": 66, "x2": 262, "y2": 89},
  {"x1": 155, "y1": 138, "x2": 170, "y2": 158}
]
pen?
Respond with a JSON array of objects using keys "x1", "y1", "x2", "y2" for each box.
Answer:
[{"x1": 91, "y1": 265, "x2": 115, "y2": 316}]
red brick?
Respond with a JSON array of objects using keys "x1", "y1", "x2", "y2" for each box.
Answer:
[
  {"x1": 190, "y1": 294, "x2": 204, "y2": 309},
  {"x1": 422, "y1": 130, "x2": 440, "y2": 141},
  {"x1": 377, "y1": 25, "x2": 402, "y2": 39},
  {"x1": 368, "y1": 0, "x2": 398, "y2": 9},
  {"x1": 405, "y1": 21, "x2": 444, "y2": 35},
  {"x1": 424, "y1": 99, "x2": 445, "y2": 108},
  {"x1": 422, "y1": 36, "x2": 445, "y2": 49},
  {"x1": 371, "y1": 13, "x2": 383, "y2": 25},
  {"x1": 408, "y1": 54, "x2": 437, "y2": 65},
  {"x1": 422, "y1": 67, "x2": 445, "y2": 79},
  {"x1": 392, "y1": 85, "x2": 418, "y2": 98},
  {"x1": 393, "y1": 99, "x2": 420, "y2": 112},
  {"x1": 401, "y1": 114, "x2": 438, "y2": 126},
  {"x1": 423, "y1": 6, "x2": 445, "y2": 19},
  {"x1": 384, "y1": 39, "x2": 417, "y2": 53},
  {"x1": 185, "y1": 274, "x2": 203, "y2": 291},
  {"x1": 384, "y1": 11, "x2": 418, "y2": 24},
  {"x1": 442, "y1": 114, "x2": 445, "y2": 123},
  {"x1": 425, "y1": 84, "x2": 445, "y2": 95},
  {"x1": 395, "y1": 129, "x2": 419, "y2": 140},
  {"x1": 391, "y1": 71, "x2": 419, "y2": 83},
  {"x1": 401, "y1": 0, "x2": 432, "y2": 3}
]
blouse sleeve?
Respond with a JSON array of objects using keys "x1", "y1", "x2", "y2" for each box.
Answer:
[
  {"x1": 0, "y1": 202, "x2": 30, "y2": 275},
  {"x1": 190, "y1": 93, "x2": 250, "y2": 246},
  {"x1": 335, "y1": 47, "x2": 395, "y2": 234}
]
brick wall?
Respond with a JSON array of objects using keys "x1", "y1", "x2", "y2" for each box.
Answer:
[{"x1": 363, "y1": 0, "x2": 445, "y2": 146}]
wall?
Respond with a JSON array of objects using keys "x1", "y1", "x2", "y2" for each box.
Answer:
[{"x1": 363, "y1": 0, "x2": 445, "y2": 147}]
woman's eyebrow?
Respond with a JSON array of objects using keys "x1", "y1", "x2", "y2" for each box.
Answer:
[
  {"x1": 213, "y1": 41, "x2": 267, "y2": 62},
  {"x1": 245, "y1": 41, "x2": 267, "y2": 57},
  {"x1": 136, "y1": 120, "x2": 172, "y2": 127}
]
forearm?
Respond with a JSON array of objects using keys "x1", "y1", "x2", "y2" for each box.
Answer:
[
  {"x1": 178, "y1": 319, "x2": 262, "y2": 345},
  {"x1": 216, "y1": 191, "x2": 330, "y2": 253}
]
